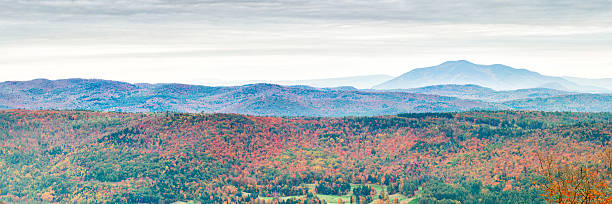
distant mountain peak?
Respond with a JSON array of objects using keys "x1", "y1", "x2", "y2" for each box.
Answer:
[
  {"x1": 374, "y1": 61, "x2": 598, "y2": 92},
  {"x1": 441, "y1": 60, "x2": 475, "y2": 65}
]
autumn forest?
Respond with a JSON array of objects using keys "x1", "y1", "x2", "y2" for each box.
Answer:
[{"x1": 0, "y1": 110, "x2": 610, "y2": 203}]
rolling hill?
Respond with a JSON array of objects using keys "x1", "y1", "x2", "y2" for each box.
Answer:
[
  {"x1": 395, "y1": 84, "x2": 574, "y2": 102},
  {"x1": 1, "y1": 78, "x2": 610, "y2": 115},
  {"x1": 0, "y1": 78, "x2": 494, "y2": 116},
  {"x1": 502, "y1": 93, "x2": 612, "y2": 112}
]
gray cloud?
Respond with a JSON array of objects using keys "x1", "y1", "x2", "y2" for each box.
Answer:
[
  {"x1": 1, "y1": 0, "x2": 611, "y2": 24},
  {"x1": 2, "y1": 0, "x2": 612, "y2": 82}
]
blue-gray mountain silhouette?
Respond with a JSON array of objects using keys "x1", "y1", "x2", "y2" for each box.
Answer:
[{"x1": 374, "y1": 60, "x2": 606, "y2": 92}]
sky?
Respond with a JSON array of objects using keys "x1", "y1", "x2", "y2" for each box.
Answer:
[{"x1": 1, "y1": 0, "x2": 612, "y2": 85}]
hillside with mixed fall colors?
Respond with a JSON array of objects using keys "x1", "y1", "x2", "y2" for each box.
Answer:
[
  {"x1": 2, "y1": 78, "x2": 611, "y2": 116},
  {"x1": 0, "y1": 110, "x2": 610, "y2": 203}
]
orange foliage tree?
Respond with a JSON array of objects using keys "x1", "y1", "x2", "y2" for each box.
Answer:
[{"x1": 536, "y1": 148, "x2": 612, "y2": 203}]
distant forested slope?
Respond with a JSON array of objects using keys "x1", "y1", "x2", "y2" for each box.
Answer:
[
  {"x1": 389, "y1": 84, "x2": 577, "y2": 102},
  {"x1": 1, "y1": 78, "x2": 610, "y2": 116}
]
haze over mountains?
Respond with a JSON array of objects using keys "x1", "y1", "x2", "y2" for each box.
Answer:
[
  {"x1": 373, "y1": 60, "x2": 610, "y2": 92},
  {"x1": 562, "y1": 76, "x2": 612, "y2": 92},
  {"x1": 1, "y1": 60, "x2": 610, "y2": 115},
  {"x1": 0, "y1": 79, "x2": 494, "y2": 116},
  {"x1": 190, "y1": 75, "x2": 394, "y2": 89},
  {"x1": 0, "y1": 79, "x2": 610, "y2": 116},
  {"x1": 215, "y1": 60, "x2": 610, "y2": 93},
  {"x1": 396, "y1": 84, "x2": 575, "y2": 102},
  {"x1": 261, "y1": 75, "x2": 394, "y2": 89}
]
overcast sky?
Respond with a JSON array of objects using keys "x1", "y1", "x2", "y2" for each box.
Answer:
[{"x1": 1, "y1": 0, "x2": 612, "y2": 84}]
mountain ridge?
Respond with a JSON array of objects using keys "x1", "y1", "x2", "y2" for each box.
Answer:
[
  {"x1": 373, "y1": 60, "x2": 608, "y2": 92},
  {"x1": 0, "y1": 78, "x2": 496, "y2": 116},
  {"x1": 389, "y1": 84, "x2": 575, "y2": 102},
  {"x1": 1, "y1": 78, "x2": 610, "y2": 115}
]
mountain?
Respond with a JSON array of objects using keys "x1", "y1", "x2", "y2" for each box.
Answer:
[
  {"x1": 563, "y1": 77, "x2": 612, "y2": 93},
  {"x1": 397, "y1": 84, "x2": 574, "y2": 102},
  {"x1": 373, "y1": 60, "x2": 605, "y2": 92},
  {"x1": 0, "y1": 78, "x2": 494, "y2": 116},
  {"x1": 2, "y1": 78, "x2": 610, "y2": 115},
  {"x1": 261, "y1": 75, "x2": 394, "y2": 89}
]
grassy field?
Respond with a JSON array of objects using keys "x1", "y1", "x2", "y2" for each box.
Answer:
[{"x1": 259, "y1": 183, "x2": 415, "y2": 203}]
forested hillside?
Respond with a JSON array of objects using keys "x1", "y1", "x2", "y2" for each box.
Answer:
[
  {"x1": 397, "y1": 84, "x2": 574, "y2": 102},
  {"x1": 1, "y1": 110, "x2": 610, "y2": 203},
  {"x1": 502, "y1": 93, "x2": 612, "y2": 112},
  {"x1": 1, "y1": 78, "x2": 611, "y2": 116},
  {"x1": 0, "y1": 79, "x2": 494, "y2": 116}
]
